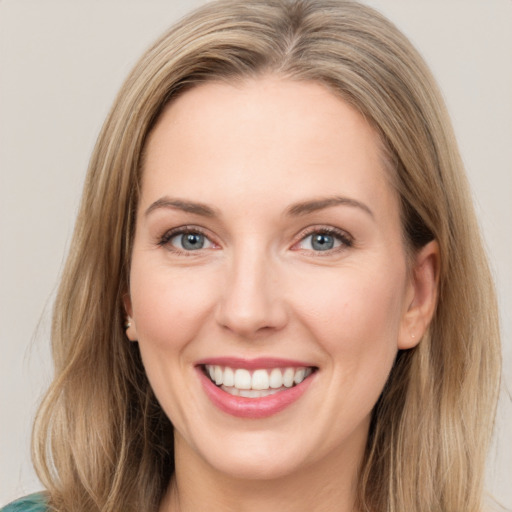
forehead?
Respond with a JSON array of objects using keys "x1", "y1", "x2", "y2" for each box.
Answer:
[{"x1": 140, "y1": 76, "x2": 398, "y2": 220}]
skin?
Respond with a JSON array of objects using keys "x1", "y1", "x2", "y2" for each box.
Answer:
[{"x1": 125, "y1": 76, "x2": 438, "y2": 512}]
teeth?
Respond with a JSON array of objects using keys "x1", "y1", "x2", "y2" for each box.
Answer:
[
  {"x1": 252, "y1": 369, "x2": 269, "y2": 390},
  {"x1": 222, "y1": 386, "x2": 285, "y2": 398},
  {"x1": 234, "y1": 369, "x2": 252, "y2": 389},
  {"x1": 205, "y1": 365, "x2": 313, "y2": 394},
  {"x1": 240, "y1": 389, "x2": 260, "y2": 398},
  {"x1": 283, "y1": 367, "x2": 295, "y2": 388},
  {"x1": 294, "y1": 368, "x2": 305, "y2": 385},
  {"x1": 223, "y1": 367, "x2": 234, "y2": 386},
  {"x1": 214, "y1": 366, "x2": 223, "y2": 385},
  {"x1": 269, "y1": 368, "x2": 283, "y2": 388}
]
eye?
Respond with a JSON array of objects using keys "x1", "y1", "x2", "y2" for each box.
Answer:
[
  {"x1": 159, "y1": 228, "x2": 216, "y2": 252},
  {"x1": 172, "y1": 232, "x2": 209, "y2": 251},
  {"x1": 294, "y1": 228, "x2": 352, "y2": 252}
]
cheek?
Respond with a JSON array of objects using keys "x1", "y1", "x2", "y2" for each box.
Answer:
[
  {"x1": 129, "y1": 261, "x2": 218, "y2": 351},
  {"x1": 297, "y1": 265, "x2": 407, "y2": 435},
  {"x1": 128, "y1": 261, "x2": 221, "y2": 424},
  {"x1": 293, "y1": 263, "x2": 406, "y2": 368}
]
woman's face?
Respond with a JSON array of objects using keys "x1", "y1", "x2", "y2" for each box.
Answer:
[{"x1": 126, "y1": 77, "x2": 430, "y2": 481}]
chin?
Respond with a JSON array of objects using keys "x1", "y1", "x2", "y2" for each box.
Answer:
[
  {"x1": 210, "y1": 451, "x2": 308, "y2": 482},
  {"x1": 180, "y1": 428, "x2": 315, "y2": 481}
]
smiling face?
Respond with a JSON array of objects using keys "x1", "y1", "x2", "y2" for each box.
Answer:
[{"x1": 125, "y1": 77, "x2": 433, "y2": 485}]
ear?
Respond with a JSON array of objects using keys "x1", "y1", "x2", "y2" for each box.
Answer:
[
  {"x1": 122, "y1": 292, "x2": 138, "y2": 342},
  {"x1": 398, "y1": 240, "x2": 440, "y2": 350}
]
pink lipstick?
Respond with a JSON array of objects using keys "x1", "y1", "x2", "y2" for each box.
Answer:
[{"x1": 196, "y1": 357, "x2": 317, "y2": 419}]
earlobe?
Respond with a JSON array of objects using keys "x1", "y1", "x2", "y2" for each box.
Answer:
[
  {"x1": 125, "y1": 318, "x2": 138, "y2": 342},
  {"x1": 398, "y1": 240, "x2": 440, "y2": 350},
  {"x1": 123, "y1": 292, "x2": 138, "y2": 342}
]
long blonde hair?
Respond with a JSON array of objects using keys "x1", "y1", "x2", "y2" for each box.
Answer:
[{"x1": 32, "y1": 1, "x2": 501, "y2": 511}]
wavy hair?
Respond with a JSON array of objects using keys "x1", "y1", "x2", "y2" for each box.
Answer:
[{"x1": 32, "y1": 1, "x2": 501, "y2": 510}]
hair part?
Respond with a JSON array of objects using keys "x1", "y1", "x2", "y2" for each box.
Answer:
[{"x1": 32, "y1": 1, "x2": 501, "y2": 511}]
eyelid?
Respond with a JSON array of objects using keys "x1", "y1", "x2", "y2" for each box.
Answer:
[
  {"x1": 291, "y1": 225, "x2": 354, "y2": 253},
  {"x1": 158, "y1": 225, "x2": 219, "y2": 254},
  {"x1": 156, "y1": 224, "x2": 352, "y2": 255}
]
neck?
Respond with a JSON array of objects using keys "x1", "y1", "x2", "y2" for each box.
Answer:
[{"x1": 160, "y1": 432, "x2": 365, "y2": 512}]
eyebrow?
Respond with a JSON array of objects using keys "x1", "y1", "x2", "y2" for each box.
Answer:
[
  {"x1": 145, "y1": 197, "x2": 218, "y2": 217},
  {"x1": 144, "y1": 195, "x2": 374, "y2": 219},
  {"x1": 286, "y1": 196, "x2": 374, "y2": 218}
]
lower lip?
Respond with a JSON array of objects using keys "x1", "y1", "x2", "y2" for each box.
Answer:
[{"x1": 197, "y1": 368, "x2": 315, "y2": 419}]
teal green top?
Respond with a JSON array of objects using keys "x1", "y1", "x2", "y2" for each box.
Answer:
[{"x1": 1, "y1": 494, "x2": 47, "y2": 512}]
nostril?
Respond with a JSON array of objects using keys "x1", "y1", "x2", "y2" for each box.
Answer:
[
  {"x1": 215, "y1": 296, "x2": 289, "y2": 338},
  {"x1": 214, "y1": 260, "x2": 289, "y2": 336}
]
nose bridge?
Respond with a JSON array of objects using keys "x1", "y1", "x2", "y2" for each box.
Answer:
[{"x1": 216, "y1": 240, "x2": 287, "y2": 337}]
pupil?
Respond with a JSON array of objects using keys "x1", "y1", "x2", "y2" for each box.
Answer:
[
  {"x1": 312, "y1": 233, "x2": 334, "y2": 251},
  {"x1": 182, "y1": 233, "x2": 204, "y2": 250}
]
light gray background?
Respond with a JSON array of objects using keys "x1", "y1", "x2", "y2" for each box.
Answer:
[{"x1": 1, "y1": 0, "x2": 511, "y2": 507}]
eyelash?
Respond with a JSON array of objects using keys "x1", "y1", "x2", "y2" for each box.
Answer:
[
  {"x1": 292, "y1": 226, "x2": 354, "y2": 254},
  {"x1": 158, "y1": 226, "x2": 216, "y2": 256},
  {"x1": 157, "y1": 225, "x2": 353, "y2": 255}
]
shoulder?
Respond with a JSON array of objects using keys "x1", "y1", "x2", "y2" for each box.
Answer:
[{"x1": 1, "y1": 493, "x2": 48, "y2": 512}]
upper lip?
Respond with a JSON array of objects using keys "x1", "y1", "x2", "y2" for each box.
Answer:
[{"x1": 195, "y1": 357, "x2": 316, "y2": 370}]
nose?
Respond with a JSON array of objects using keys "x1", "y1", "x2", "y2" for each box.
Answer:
[{"x1": 215, "y1": 246, "x2": 288, "y2": 338}]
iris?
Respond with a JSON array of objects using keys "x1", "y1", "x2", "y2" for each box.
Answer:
[
  {"x1": 311, "y1": 233, "x2": 334, "y2": 251},
  {"x1": 181, "y1": 232, "x2": 205, "y2": 250}
]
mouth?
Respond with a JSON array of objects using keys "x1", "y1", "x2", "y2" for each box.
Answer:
[
  {"x1": 196, "y1": 359, "x2": 317, "y2": 418},
  {"x1": 202, "y1": 364, "x2": 315, "y2": 398}
]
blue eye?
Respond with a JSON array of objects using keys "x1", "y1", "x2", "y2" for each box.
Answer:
[
  {"x1": 175, "y1": 232, "x2": 206, "y2": 250},
  {"x1": 310, "y1": 233, "x2": 335, "y2": 251},
  {"x1": 297, "y1": 229, "x2": 351, "y2": 252},
  {"x1": 161, "y1": 229, "x2": 214, "y2": 252}
]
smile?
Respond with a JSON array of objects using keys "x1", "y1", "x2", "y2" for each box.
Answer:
[
  {"x1": 204, "y1": 365, "x2": 314, "y2": 398},
  {"x1": 197, "y1": 359, "x2": 317, "y2": 418}
]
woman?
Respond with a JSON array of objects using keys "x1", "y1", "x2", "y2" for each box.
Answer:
[{"x1": 3, "y1": 0, "x2": 501, "y2": 511}]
